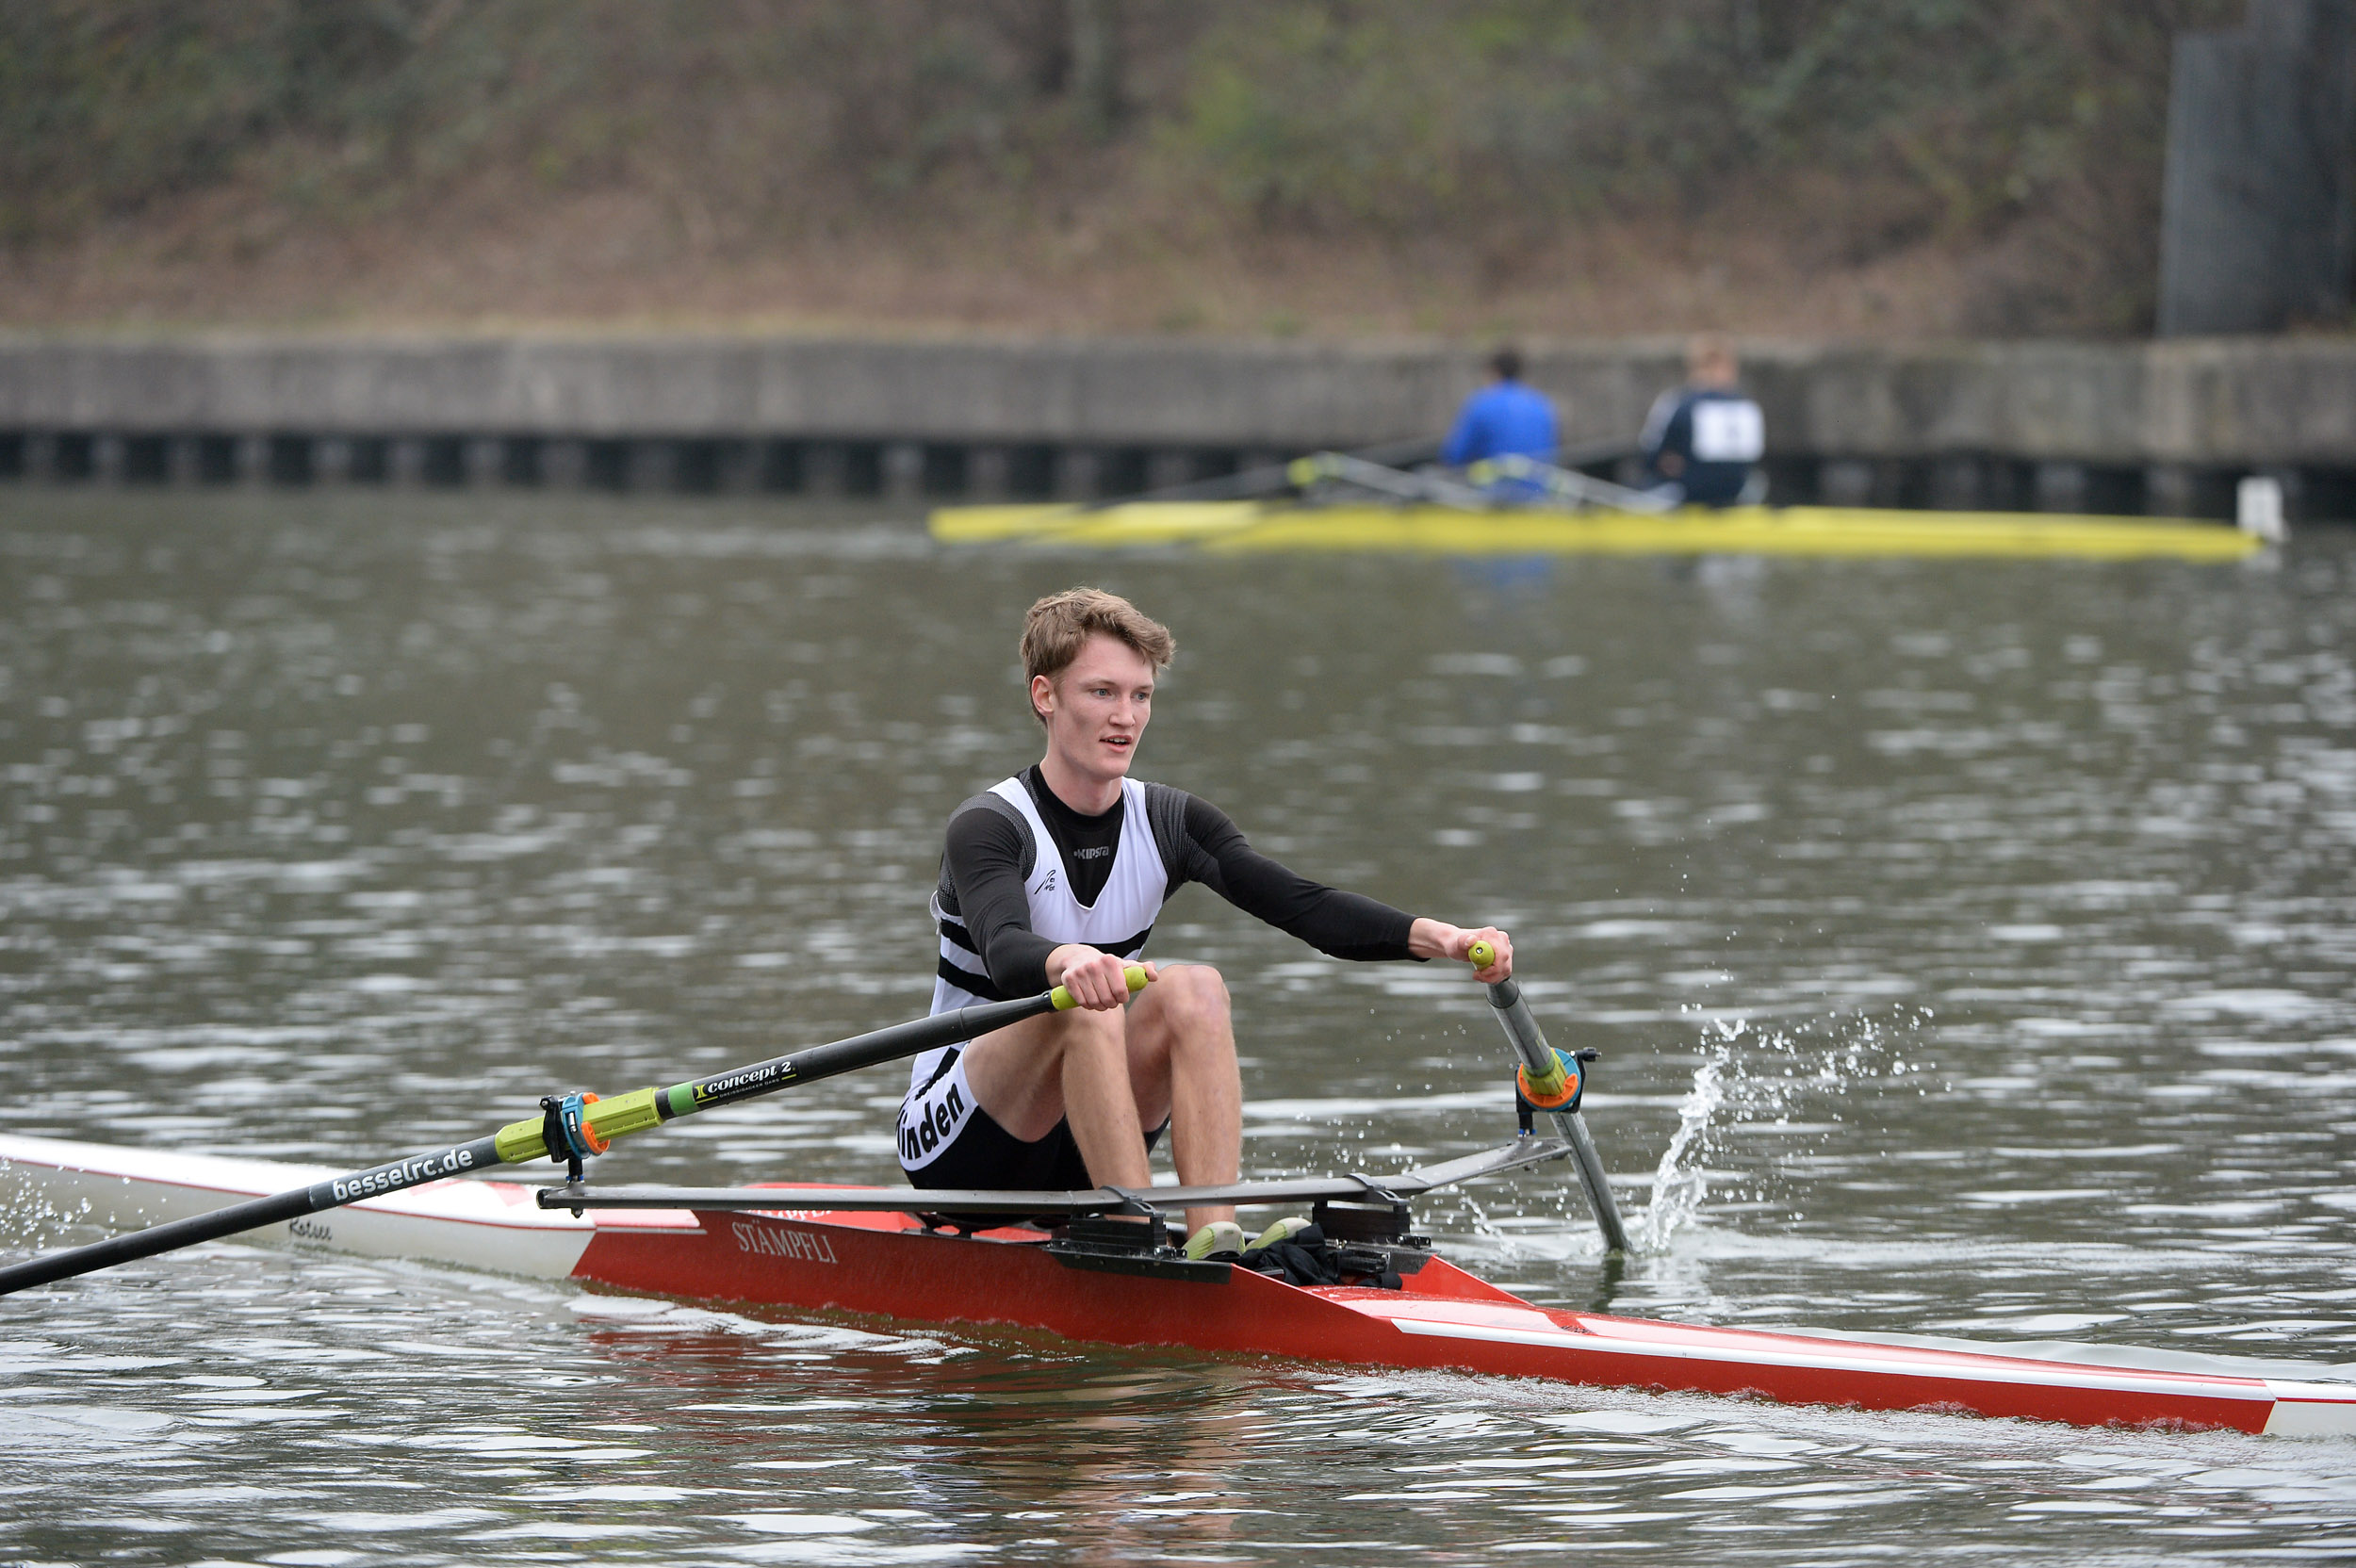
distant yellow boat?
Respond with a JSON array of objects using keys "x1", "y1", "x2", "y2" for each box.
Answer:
[{"x1": 929, "y1": 501, "x2": 2265, "y2": 563}]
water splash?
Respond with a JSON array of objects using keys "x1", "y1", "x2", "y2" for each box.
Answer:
[
  {"x1": 1636, "y1": 1006, "x2": 1933, "y2": 1252},
  {"x1": 0, "y1": 1158, "x2": 98, "y2": 1255},
  {"x1": 1635, "y1": 1054, "x2": 1724, "y2": 1252}
]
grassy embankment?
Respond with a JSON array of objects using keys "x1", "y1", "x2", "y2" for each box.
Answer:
[{"x1": 1, "y1": 0, "x2": 2235, "y2": 340}]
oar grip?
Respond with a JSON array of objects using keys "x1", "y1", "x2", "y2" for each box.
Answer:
[{"x1": 1050, "y1": 964, "x2": 1152, "y2": 1011}]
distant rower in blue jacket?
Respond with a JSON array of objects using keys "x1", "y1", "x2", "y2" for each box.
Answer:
[
  {"x1": 1640, "y1": 335, "x2": 1765, "y2": 507},
  {"x1": 1443, "y1": 348, "x2": 1559, "y2": 481}
]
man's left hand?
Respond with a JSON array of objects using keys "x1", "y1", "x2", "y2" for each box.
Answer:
[{"x1": 1408, "y1": 919, "x2": 1513, "y2": 981}]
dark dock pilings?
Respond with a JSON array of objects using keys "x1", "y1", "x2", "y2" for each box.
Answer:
[{"x1": 3, "y1": 333, "x2": 2351, "y2": 519}]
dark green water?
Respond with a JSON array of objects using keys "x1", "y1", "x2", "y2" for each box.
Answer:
[{"x1": 1, "y1": 490, "x2": 2351, "y2": 1564}]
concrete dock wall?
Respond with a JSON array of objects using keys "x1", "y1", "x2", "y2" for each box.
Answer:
[{"x1": 3, "y1": 332, "x2": 2352, "y2": 515}]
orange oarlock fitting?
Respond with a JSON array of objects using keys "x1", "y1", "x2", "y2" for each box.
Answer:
[
  {"x1": 573, "y1": 1092, "x2": 611, "y2": 1155},
  {"x1": 1514, "y1": 1049, "x2": 1583, "y2": 1114},
  {"x1": 539, "y1": 1090, "x2": 612, "y2": 1184}
]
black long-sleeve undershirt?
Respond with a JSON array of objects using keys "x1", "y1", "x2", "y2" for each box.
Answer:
[{"x1": 941, "y1": 768, "x2": 1418, "y2": 997}]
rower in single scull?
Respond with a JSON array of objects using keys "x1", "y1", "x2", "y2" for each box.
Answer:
[
  {"x1": 1638, "y1": 334, "x2": 1766, "y2": 507},
  {"x1": 1442, "y1": 344, "x2": 1560, "y2": 501},
  {"x1": 900, "y1": 587, "x2": 1513, "y2": 1256}
]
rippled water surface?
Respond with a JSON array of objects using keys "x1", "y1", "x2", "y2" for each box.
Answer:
[{"x1": 2, "y1": 490, "x2": 2352, "y2": 1564}]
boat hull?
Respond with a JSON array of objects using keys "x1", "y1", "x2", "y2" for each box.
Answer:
[
  {"x1": 928, "y1": 501, "x2": 2265, "y2": 562},
  {"x1": 5, "y1": 1134, "x2": 2348, "y2": 1437}
]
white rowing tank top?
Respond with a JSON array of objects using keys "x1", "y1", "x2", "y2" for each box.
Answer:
[{"x1": 910, "y1": 774, "x2": 1170, "y2": 1091}]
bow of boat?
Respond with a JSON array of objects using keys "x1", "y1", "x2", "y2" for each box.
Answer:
[{"x1": 0, "y1": 1132, "x2": 698, "y2": 1281}]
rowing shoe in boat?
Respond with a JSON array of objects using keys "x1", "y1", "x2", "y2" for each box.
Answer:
[{"x1": 2, "y1": 1129, "x2": 2350, "y2": 1436}]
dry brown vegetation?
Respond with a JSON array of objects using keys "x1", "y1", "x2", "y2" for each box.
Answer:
[{"x1": 0, "y1": 0, "x2": 2237, "y2": 340}]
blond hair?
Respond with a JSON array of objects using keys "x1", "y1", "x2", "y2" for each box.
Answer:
[
  {"x1": 1687, "y1": 332, "x2": 1739, "y2": 379},
  {"x1": 1020, "y1": 587, "x2": 1175, "y2": 727}
]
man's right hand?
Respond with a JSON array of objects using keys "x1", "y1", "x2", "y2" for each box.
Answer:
[{"x1": 1048, "y1": 945, "x2": 1155, "y2": 1010}]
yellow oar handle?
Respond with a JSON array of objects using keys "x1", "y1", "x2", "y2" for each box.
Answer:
[
  {"x1": 1050, "y1": 963, "x2": 1152, "y2": 1011},
  {"x1": 1467, "y1": 939, "x2": 1497, "y2": 969}
]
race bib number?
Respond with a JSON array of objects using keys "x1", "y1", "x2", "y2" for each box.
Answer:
[{"x1": 1693, "y1": 400, "x2": 1764, "y2": 463}]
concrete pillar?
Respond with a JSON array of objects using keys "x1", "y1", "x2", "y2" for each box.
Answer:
[
  {"x1": 167, "y1": 436, "x2": 204, "y2": 485},
  {"x1": 967, "y1": 445, "x2": 1012, "y2": 499},
  {"x1": 463, "y1": 437, "x2": 504, "y2": 488},
  {"x1": 803, "y1": 442, "x2": 847, "y2": 498},
  {"x1": 25, "y1": 433, "x2": 58, "y2": 483},
  {"x1": 1820, "y1": 458, "x2": 1875, "y2": 508},
  {"x1": 2158, "y1": 2, "x2": 2356, "y2": 335},
  {"x1": 1053, "y1": 448, "x2": 1102, "y2": 500},
  {"x1": 2032, "y1": 461, "x2": 2087, "y2": 514},
  {"x1": 882, "y1": 441, "x2": 924, "y2": 501},
  {"x1": 314, "y1": 436, "x2": 354, "y2": 484},
  {"x1": 2145, "y1": 465, "x2": 2198, "y2": 517},
  {"x1": 91, "y1": 433, "x2": 127, "y2": 485},
  {"x1": 1145, "y1": 450, "x2": 1195, "y2": 492},
  {"x1": 625, "y1": 440, "x2": 676, "y2": 492},
  {"x1": 388, "y1": 437, "x2": 429, "y2": 488},
  {"x1": 234, "y1": 434, "x2": 270, "y2": 486},
  {"x1": 540, "y1": 439, "x2": 587, "y2": 489}
]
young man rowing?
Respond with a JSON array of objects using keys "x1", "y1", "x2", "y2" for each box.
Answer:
[{"x1": 897, "y1": 587, "x2": 1513, "y2": 1257}]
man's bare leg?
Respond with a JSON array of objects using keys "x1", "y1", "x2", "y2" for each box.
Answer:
[
  {"x1": 961, "y1": 1005, "x2": 1152, "y2": 1190},
  {"x1": 1121, "y1": 966, "x2": 1241, "y2": 1233},
  {"x1": 959, "y1": 963, "x2": 1244, "y2": 1235}
]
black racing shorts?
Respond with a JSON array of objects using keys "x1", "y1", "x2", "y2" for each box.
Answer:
[{"x1": 897, "y1": 1048, "x2": 1165, "y2": 1194}]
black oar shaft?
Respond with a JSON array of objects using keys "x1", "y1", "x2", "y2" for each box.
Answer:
[
  {"x1": 1, "y1": 978, "x2": 1126, "y2": 1298},
  {"x1": 0, "y1": 1135, "x2": 508, "y2": 1295},
  {"x1": 542, "y1": 988, "x2": 1115, "y2": 1159},
  {"x1": 673, "y1": 992, "x2": 1061, "y2": 1114}
]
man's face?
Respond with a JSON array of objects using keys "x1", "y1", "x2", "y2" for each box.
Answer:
[{"x1": 1036, "y1": 634, "x2": 1154, "y2": 782}]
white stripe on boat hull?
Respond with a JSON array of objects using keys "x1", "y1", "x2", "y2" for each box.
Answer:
[
  {"x1": 2264, "y1": 1383, "x2": 2356, "y2": 1437},
  {"x1": 1389, "y1": 1317, "x2": 2285, "y2": 1408}
]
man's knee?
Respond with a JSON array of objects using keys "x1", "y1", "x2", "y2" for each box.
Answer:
[
  {"x1": 1153, "y1": 964, "x2": 1231, "y2": 1035},
  {"x1": 1053, "y1": 1003, "x2": 1128, "y2": 1055}
]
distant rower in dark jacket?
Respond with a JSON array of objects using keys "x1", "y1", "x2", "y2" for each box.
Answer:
[{"x1": 1640, "y1": 335, "x2": 1765, "y2": 507}]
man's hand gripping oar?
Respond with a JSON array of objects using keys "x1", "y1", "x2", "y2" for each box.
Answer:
[
  {"x1": 1466, "y1": 939, "x2": 1630, "y2": 1253},
  {"x1": 0, "y1": 968, "x2": 1152, "y2": 1297}
]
